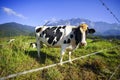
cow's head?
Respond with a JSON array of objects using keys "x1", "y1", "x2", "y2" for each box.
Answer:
[{"x1": 79, "y1": 23, "x2": 95, "y2": 46}]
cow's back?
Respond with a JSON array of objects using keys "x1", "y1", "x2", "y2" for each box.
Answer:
[{"x1": 36, "y1": 26, "x2": 73, "y2": 47}]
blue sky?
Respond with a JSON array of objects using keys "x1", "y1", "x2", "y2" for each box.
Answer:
[{"x1": 0, "y1": 0, "x2": 120, "y2": 26}]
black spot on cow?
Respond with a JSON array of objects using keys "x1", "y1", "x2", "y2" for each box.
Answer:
[
  {"x1": 62, "y1": 26, "x2": 66, "y2": 29},
  {"x1": 38, "y1": 28, "x2": 54, "y2": 44},
  {"x1": 36, "y1": 28, "x2": 42, "y2": 33},
  {"x1": 73, "y1": 27, "x2": 82, "y2": 45},
  {"x1": 42, "y1": 31, "x2": 45, "y2": 35},
  {"x1": 44, "y1": 28, "x2": 54, "y2": 38},
  {"x1": 63, "y1": 40, "x2": 67, "y2": 44},
  {"x1": 51, "y1": 27, "x2": 57, "y2": 31},
  {"x1": 40, "y1": 34, "x2": 42, "y2": 37},
  {"x1": 67, "y1": 39, "x2": 71, "y2": 43},
  {"x1": 70, "y1": 34, "x2": 73, "y2": 38},
  {"x1": 41, "y1": 27, "x2": 63, "y2": 45},
  {"x1": 63, "y1": 39, "x2": 71, "y2": 44},
  {"x1": 55, "y1": 27, "x2": 62, "y2": 41},
  {"x1": 85, "y1": 30, "x2": 88, "y2": 36},
  {"x1": 57, "y1": 26, "x2": 62, "y2": 30},
  {"x1": 52, "y1": 41, "x2": 57, "y2": 45},
  {"x1": 48, "y1": 36, "x2": 54, "y2": 44}
]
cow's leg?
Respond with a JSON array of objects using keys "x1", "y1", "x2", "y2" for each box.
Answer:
[
  {"x1": 60, "y1": 48, "x2": 66, "y2": 65},
  {"x1": 69, "y1": 51, "x2": 72, "y2": 64},
  {"x1": 36, "y1": 37, "x2": 40, "y2": 58}
]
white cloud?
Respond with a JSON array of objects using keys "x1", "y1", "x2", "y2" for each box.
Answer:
[{"x1": 2, "y1": 7, "x2": 27, "y2": 19}]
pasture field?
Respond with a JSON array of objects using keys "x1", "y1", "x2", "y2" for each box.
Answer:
[{"x1": 0, "y1": 36, "x2": 120, "y2": 80}]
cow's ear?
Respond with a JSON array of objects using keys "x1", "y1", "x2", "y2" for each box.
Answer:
[{"x1": 88, "y1": 28, "x2": 95, "y2": 34}]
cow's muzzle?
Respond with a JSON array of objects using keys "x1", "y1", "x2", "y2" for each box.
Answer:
[{"x1": 80, "y1": 42, "x2": 87, "y2": 46}]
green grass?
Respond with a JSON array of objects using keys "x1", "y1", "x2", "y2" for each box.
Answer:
[{"x1": 0, "y1": 36, "x2": 120, "y2": 80}]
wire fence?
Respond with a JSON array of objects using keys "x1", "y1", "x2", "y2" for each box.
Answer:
[
  {"x1": 98, "y1": 1, "x2": 120, "y2": 79},
  {"x1": 109, "y1": 64, "x2": 120, "y2": 80},
  {"x1": 99, "y1": 0, "x2": 120, "y2": 23},
  {"x1": 0, "y1": 45, "x2": 120, "y2": 80}
]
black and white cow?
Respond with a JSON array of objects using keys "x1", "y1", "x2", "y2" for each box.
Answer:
[{"x1": 35, "y1": 23, "x2": 95, "y2": 65}]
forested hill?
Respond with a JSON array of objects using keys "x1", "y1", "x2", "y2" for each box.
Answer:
[{"x1": 0, "y1": 22, "x2": 34, "y2": 37}]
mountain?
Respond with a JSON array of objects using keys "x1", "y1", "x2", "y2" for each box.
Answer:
[
  {"x1": 48, "y1": 18, "x2": 91, "y2": 26},
  {"x1": 0, "y1": 18, "x2": 120, "y2": 37},
  {"x1": 94, "y1": 22, "x2": 120, "y2": 36},
  {"x1": 0, "y1": 22, "x2": 34, "y2": 37},
  {"x1": 47, "y1": 18, "x2": 120, "y2": 36}
]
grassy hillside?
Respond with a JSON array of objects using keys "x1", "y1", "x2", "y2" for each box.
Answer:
[
  {"x1": 0, "y1": 22, "x2": 34, "y2": 37},
  {"x1": 0, "y1": 36, "x2": 120, "y2": 80}
]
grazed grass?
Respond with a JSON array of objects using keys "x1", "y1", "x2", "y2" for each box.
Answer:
[{"x1": 0, "y1": 36, "x2": 120, "y2": 80}]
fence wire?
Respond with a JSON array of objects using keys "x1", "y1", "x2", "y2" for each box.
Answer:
[{"x1": 99, "y1": 0, "x2": 120, "y2": 23}]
